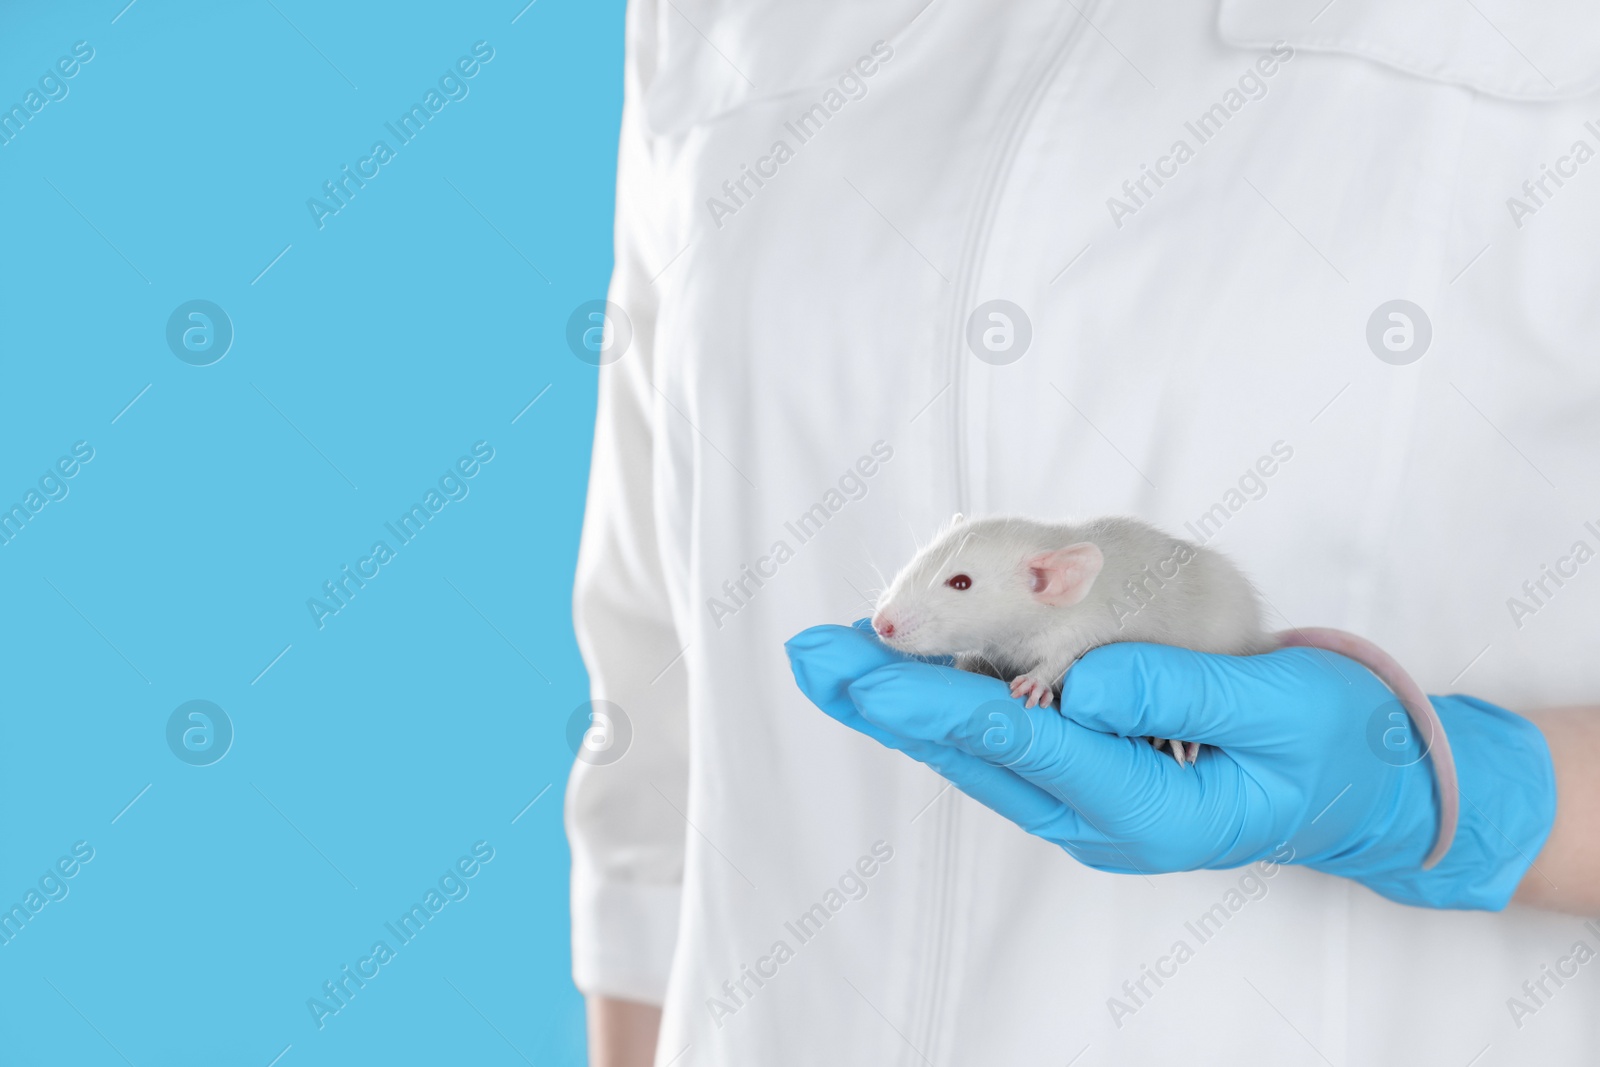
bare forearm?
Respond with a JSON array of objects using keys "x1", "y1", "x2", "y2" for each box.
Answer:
[
  {"x1": 586, "y1": 995, "x2": 661, "y2": 1067},
  {"x1": 1512, "y1": 707, "x2": 1600, "y2": 914}
]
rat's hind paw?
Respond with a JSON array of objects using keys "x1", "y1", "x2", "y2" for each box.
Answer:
[
  {"x1": 1149, "y1": 737, "x2": 1198, "y2": 767},
  {"x1": 1009, "y1": 672, "x2": 1055, "y2": 709}
]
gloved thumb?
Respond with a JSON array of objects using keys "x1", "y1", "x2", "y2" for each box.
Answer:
[{"x1": 1058, "y1": 642, "x2": 1343, "y2": 750}]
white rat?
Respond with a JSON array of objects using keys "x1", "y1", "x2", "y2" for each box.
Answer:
[{"x1": 869, "y1": 514, "x2": 1459, "y2": 870}]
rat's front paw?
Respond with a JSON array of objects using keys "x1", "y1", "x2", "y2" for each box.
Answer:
[{"x1": 1009, "y1": 672, "x2": 1055, "y2": 709}]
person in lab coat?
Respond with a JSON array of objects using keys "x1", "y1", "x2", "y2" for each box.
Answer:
[{"x1": 567, "y1": 2, "x2": 1600, "y2": 1064}]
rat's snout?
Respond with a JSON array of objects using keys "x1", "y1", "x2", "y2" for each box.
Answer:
[
  {"x1": 870, "y1": 608, "x2": 922, "y2": 648},
  {"x1": 870, "y1": 601, "x2": 934, "y2": 652}
]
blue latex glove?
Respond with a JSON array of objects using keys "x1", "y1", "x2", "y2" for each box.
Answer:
[{"x1": 785, "y1": 621, "x2": 1556, "y2": 911}]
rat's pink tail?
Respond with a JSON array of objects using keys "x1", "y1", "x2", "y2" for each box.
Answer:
[{"x1": 1272, "y1": 627, "x2": 1459, "y2": 870}]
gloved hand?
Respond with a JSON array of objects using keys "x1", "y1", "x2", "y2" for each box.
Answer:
[{"x1": 785, "y1": 621, "x2": 1556, "y2": 911}]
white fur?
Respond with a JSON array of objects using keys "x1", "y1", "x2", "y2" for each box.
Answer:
[{"x1": 872, "y1": 514, "x2": 1273, "y2": 692}]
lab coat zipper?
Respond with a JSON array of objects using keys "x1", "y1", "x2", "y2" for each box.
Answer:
[{"x1": 909, "y1": 6, "x2": 1100, "y2": 1063}]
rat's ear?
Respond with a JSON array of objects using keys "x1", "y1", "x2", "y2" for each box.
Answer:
[
  {"x1": 1026, "y1": 542, "x2": 1104, "y2": 607},
  {"x1": 951, "y1": 512, "x2": 965, "y2": 526}
]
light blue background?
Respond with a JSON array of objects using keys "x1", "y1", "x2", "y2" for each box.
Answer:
[{"x1": 0, "y1": 2, "x2": 621, "y2": 1062}]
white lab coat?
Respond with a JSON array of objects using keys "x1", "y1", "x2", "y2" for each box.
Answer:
[{"x1": 567, "y1": 1, "x2": 1600, "y2": 1063}]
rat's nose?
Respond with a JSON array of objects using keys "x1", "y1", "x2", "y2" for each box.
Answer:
[{"x1": 872, "y1": 614, "x2": 895, "y2": 638}]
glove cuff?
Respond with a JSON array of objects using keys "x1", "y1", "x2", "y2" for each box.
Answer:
[{"x1": 1341, "y1": 695, "x2": 1556, "y2": 911}]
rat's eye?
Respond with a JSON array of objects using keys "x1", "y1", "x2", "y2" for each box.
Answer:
[{"x1": 945, "y1": 574, "x2": 972, "y2": 590}]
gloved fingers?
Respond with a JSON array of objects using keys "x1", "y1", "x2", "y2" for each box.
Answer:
[
  {"x1": 786, "y1": 623, "x2": 1072, "y2": 836},
  {"x1": 889, "y1": 732, "x2": 1087, "y2": 841},
  {"x1": 784, "y1": 621, "x2": 957, "y2": 717},
  {"x1": 785, "y1": 622, "x2": 913, "y2": 720},
  {"x1": 841, "y1": 664, "x2": 1197, "y2": 874},
  {"x1": 788, "y1": 626, "x2": 1211, "y2": 871},
  {"x1": 1057, "y1": 642, "x2": 1307, "y2": 748},
  {"x1": 863, "y1": 722, "x2": 1117, "y2": 861},
  {"x1": 845, "y1": 659, "x2": 1186, "y2": 808},
  {"x1": 842, "y1": 679, "x2": 1175, "y2": 872}
]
